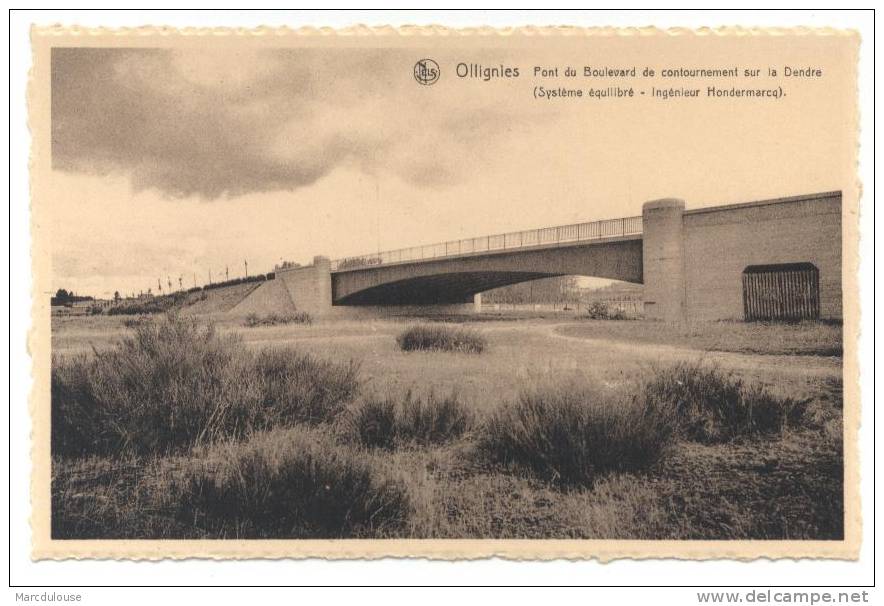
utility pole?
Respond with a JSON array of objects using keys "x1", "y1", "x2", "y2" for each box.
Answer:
[
  {"x1": 225, "y1": 265, "x2": 229, "y2": 282},
  {"x1": 209, "y1": 269, "x2": 212, "y2": 285},
  {"x1": 244, "y1": 259, "x2": 248, "y2": 278},
  {"x1": 376, "y1": 177, "x2": 381, "y2": 256}
]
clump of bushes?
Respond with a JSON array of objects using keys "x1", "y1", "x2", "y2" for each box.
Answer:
[
  {"x1": 243, "y1": 311, "x2": 312, "y2": 327},
  {"x1": 397, "y1": 324, "x2": 486, "y2": 353},
  {"x1": 174, "y1": 427, "x2": 410, "y2": 538},
  {"x1": 107, "y1": 292, "x2": 190, "y2": 316},
  {"x1": 341, "y1": 390, "x2": 473, "y2": 450},
  {"x1": 585, "y1": 301, "x2": 626, "y2": 320},
  {"x1": 473, "y1": 364, "x2": 805, "y2": 486},
  {"x1": 642, "y1": 362, "x2": 804, "y2": 443},
  {"x1": 477, "y1": 381, "x2": 677, "y2": 486},
  {"x1": 51, "y1": 314, "x2": 360, "y2": 457}
]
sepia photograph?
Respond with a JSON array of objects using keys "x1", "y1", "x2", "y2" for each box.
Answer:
[{"x1": 23, "y1": 21, "x2": 863, "y2": 563}]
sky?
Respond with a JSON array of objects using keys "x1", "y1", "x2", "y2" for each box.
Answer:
[{"x1": 47, "y1": 37, "x2": 855, "y2": 298}]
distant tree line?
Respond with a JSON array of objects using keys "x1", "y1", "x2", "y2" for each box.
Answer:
[{"x1": 51, "y1": 289, "x2": 94, "y2": 307}]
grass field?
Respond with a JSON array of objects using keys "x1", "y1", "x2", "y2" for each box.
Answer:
[{"x1": 50, "y1": 313, "x2": 843, "y2": 540}]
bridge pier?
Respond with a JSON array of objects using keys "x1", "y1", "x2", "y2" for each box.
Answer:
[
  {"x1": 642, "y1": 198, "x2": 686, "y2": 322},
  {"x1": 312, "y1": 255, "x2": 333, "y2": 315}
]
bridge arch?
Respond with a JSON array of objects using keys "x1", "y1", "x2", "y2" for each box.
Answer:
[{"x1": 331, "y1": 237, "x2": 643, "y2": 306}]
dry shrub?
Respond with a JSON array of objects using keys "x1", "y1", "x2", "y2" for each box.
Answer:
[
  {"x1": 51, "y1": 314, "x2": 360, "y2": 457},
  {"x1": 174, "y1": 427, "x2": 410, "y2": 538},
  {"x1": 643, "y1": 362, "x2": 805, "y2": 443},
  {"x1": 342, "y1": 390, "x2": 473, "y2": 449},
  {"x1": 477, "y1": 380, "x2": 676, "y2": 486},
  {"x1": 250, "y1": 348, "x2": 361, "y2": 425},
  {"x1": 585, "y1": 301, "x2": 626, "y2": 320},
  {"x1": 396, "y1": 324, "x2": 486, "y2": 353}
]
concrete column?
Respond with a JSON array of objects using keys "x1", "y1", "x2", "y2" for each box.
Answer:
[
  {"x1": 642, "y1": 199, "x2": 686, "y2": 322},
  {"x1": 312, "y1": 255, "x2": 333, "y2": 316},
  {"x1": 473, "y1": 292, "x2": 482, "y2": 313}
]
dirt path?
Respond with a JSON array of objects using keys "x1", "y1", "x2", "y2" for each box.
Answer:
[
  {"x1": 468, "y1": 320, "x2": 841, "y2": 382},
  {"x1": 241, "y1": 332, "x2": 391, "y2": 348},
  {"x1": 541, "y1": 322, "x2": 841, "y2": 379}
]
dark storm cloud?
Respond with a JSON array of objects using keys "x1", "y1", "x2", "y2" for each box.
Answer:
[{"x1": 51, "y1": 48, "x2": 532, "y2": 199}]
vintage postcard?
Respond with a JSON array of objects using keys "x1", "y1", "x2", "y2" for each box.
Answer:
[{"x1": 29, "y1": 25, "x2": 860, "y2": 560}]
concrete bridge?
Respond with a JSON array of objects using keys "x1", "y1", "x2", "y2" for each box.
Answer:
[
  {"x1": 266, "y1": 191, "x2": 842, "y2": 321},
  {"x1": 332, "y1": 217, "x2": 644, "y2": 306}
]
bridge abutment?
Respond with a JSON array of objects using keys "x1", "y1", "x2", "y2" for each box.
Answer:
[
  {"x1": 274, "y1": 254, "x2": 333, "y2": 317},
  {"x1": 642, "y1": 198, "x2": 686, "y2": 322}
]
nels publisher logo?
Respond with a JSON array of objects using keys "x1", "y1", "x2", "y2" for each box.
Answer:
[{"x1": 413, "y1": 59, "x2": 440, "y2": 85}]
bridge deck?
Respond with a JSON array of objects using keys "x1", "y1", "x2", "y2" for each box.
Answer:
[{"x1": 332, "y1": 215, "x2": 643, "y2": 273}]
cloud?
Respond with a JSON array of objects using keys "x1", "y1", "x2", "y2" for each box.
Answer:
[{"x1": 51, "y1": 48, "x2": 537, "y2": 199}]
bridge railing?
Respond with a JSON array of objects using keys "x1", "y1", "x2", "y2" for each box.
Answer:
[{"x1": 331, "y1": 215, "x2": 642, "y2": 271}]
